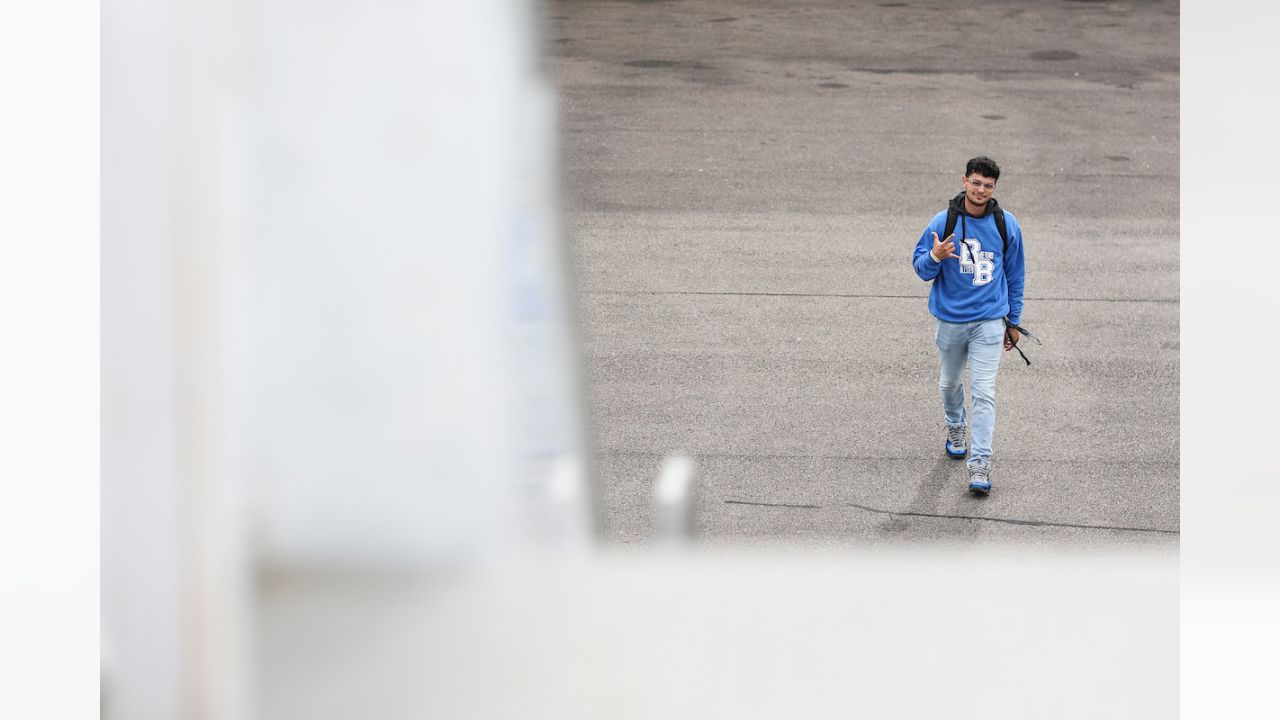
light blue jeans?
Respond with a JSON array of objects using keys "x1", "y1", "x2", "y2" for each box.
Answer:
[{"x1": 935, "y1": 317, "x2": 1005, "y2": 467}]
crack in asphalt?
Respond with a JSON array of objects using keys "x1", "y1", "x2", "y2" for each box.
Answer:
[
  {"x1": 725, "y1": 499, "x2": 824, "y2": 509},
  {"x1": 722, "y1": 499, "x2": 1179, "y2": 535},
  {"x1": 845, "y1": 501, "x2": 1179, "y2": 535}
]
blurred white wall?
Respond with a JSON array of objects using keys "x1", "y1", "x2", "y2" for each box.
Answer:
[
  {"x1": 239, "y1": 0, "x2": 582, "y2": 567},
  {"x1": 102, "y1": 0, "x2": 589, "y2": 717}
]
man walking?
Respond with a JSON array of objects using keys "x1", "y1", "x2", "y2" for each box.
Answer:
[{"x1": 911, "y1": 156, "x2": 1026, "y2": 495}]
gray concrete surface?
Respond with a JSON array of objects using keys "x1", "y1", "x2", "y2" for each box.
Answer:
[{"x1": 544, "y1": 0, "x2": 1178, "y2": 547}]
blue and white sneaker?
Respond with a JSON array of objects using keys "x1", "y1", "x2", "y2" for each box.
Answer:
[
  {"x1": 967, "y1": 460, "x2": 991, "y2": 495},
  {"x1": 945, "y1": 424, "x2": 968, "y2": 459}
]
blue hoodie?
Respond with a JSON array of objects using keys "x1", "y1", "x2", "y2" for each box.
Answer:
[{"x1": 912, "y1": 194, "x2": 1025, "y2": 326}]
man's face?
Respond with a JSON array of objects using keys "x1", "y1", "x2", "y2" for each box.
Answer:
[{"x1": 963, "y1": 173, "x2": 997, "y2": 206}]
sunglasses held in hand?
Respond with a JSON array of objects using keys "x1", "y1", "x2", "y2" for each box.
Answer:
[{"x1": 1004, "y1": 319, "x2": 1040, "y2": 366}]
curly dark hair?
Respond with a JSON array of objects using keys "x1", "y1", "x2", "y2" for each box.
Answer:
[{"x1": 965, "y1": 156, "x2": 1001, "y2": 181}]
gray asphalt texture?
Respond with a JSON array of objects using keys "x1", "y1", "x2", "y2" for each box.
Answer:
[{"x1": 544, "y1": 0, "x2": 1178, "y2": 548}]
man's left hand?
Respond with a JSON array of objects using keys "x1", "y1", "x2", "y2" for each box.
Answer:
[{"x1": 1004, "y1": 326, "x2": 1020, "y2": 351}]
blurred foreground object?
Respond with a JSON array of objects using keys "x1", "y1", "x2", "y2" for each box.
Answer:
[
  {"x1": 104, "y1": 0, "x2": 588, "y2": 717},
  {"x1": 259, "y1": 548, "x2": 1177, "y2": 719},
  {"x1": 653, "y1": 454, "x2": 697, "y2": 544}
]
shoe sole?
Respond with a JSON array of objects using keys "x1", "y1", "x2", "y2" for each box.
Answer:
[
  {"x1": 946, "y1": 441, "x2": 967, "y2": 460},
  {"x1": 968, "y1": 483, "x2": 990, "y2": 495}
]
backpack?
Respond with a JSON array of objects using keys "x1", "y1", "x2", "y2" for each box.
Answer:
[{"x1": 943, "y1": 203, "x2": 1008, "y2": 255}]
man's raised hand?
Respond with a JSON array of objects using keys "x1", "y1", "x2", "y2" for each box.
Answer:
[{"x1": 931, "y1": 231, "x2": 959, "y2": 261}]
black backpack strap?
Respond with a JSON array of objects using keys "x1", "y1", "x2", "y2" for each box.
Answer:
[
  {"x1": 940, "y1": 203, "x2": 1007, "y2": 259},
  {"x1": 992, "y1": 206, "x2": 1008, "y2": 255},
  {"x1": 945, "y1": 205, "x2": 1005, "y2": 253},
  {"x1": 942, "y1": 207, "x2": 959, "y2": 244}
]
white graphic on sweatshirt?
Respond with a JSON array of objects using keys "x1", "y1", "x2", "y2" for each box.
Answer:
[{"x1": 959, "y1": 239, "x2": 995, "y2": 286}]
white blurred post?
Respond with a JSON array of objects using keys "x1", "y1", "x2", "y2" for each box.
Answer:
[
  {"x1": 101, "y1": 0, "x2": 183, "y2": 716},
  {"x1": 169, "y1": 0, "x2": 255, "y2": 715},
  {"x1": 653, "y1": 455, "x2": 697, "y2": 544},
  {"x1": 103, "y1": 0, "x2": 254, "y2": 716}
]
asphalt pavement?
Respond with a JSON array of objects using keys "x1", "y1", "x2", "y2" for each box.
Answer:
[{"x1": 543, "y1": 0, "x2": 1179, "y2": 548}]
